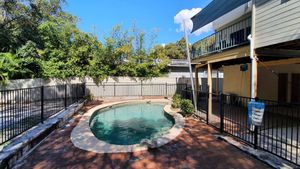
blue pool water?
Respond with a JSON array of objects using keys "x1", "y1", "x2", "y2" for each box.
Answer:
[{"x1": 89, "y1": 103, "x2": 174, "y2": 145}]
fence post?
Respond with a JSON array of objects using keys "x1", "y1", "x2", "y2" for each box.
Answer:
[
  {"x1": 64, "y1": 84, "x2": 67, "y2": 109},
  {"x1": 41, "y1": 86, "x2": 44, "y2": 124},
  {"x1": 75, "y1": 84, "x2": 77, "y2": 102},
  {"x1": 206, "y1": 86, "x2": 209, "y2": 124},
  {"x1": 220, "y1": 93, "x2": 224, "y2": 133},
  {"x1": 254, "y1": 97, "x2": 259, "y2": 149},
  {"x1": 82, "y1": 83, "x2": 86, "y2": 98}
]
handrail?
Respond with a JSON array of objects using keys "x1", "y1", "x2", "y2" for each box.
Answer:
[{"x1": 192, "y1": 17, "x2": 252, "y2": 59}]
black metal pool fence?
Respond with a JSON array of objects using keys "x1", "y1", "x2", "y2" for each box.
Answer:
[
  {"x1": 0, "y1": 83, "x2": 85, "y2": 144},
  {"x1": 0, "y1": 83, "x2": 187, "y2": 144},
  {"x1": 1, "y1": 82, "x2": 299, "y2": 166},
  {"x1": 182, "y1": 89, "x2": 300, "y2": 165}
]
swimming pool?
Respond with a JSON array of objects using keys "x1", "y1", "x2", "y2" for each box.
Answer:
[
  {"x1": 89, "y1": 103, "x2": 174, "y2": 145},
  {"x1": 71, "y1": 99, "x2": 184, "y2": 153}
]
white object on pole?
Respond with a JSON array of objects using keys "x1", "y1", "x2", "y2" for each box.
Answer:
[{"x1": 183, "y1": 21, "x2": 197, "y2": 111}]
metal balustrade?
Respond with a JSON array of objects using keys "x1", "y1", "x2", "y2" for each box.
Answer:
[{"x1": 192, "y1": 17, "x2": 252, "y2": 59}]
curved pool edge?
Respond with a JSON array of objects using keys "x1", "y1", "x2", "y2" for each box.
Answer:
[{"x1": 70, "y1": 99, "x2": 185, "y2": 153}]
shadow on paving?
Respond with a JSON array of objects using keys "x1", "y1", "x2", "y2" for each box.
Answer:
[{"x1": 18, "y1": 101, "x2": 271, "y2": 169}]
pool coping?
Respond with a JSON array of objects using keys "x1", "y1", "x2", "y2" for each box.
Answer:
[{"x1": 70, "y1": 99, "x2": 185, "y2": 153}]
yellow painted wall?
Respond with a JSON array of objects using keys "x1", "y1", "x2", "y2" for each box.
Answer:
[
  {"x1": 223, "y1": 63, "x2": 300, "y2": 101},
  {"x1": 257, "y1": 67, "x2": 278, "y2": 101},
  {"x1": 258, "y1": 64, "x2": 300, "y2": 101},
  {"x1": 223, "y1": 64, "x2": 251, "y2": 97}
]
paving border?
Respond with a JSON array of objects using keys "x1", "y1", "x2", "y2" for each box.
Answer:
[
  {"x1": 70, "y1": 99, "x2": 185, "y2": 153},
  {"x1": 0, "y1": 101, "x2": 85, "y2": 169},
  {"x1": 217, "y1": 135, "x2": 299, "y2": 169}
]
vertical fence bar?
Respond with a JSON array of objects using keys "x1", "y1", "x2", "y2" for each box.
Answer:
[
  {"x1": 1, "y1": 91, "x2": 3, "y2": 143},
  {"x1": 206, "y1": 87, "x2": 209, "y2": 124},
  {"x1": 12, "y1": 90, "x2": 16, "y2": 138},
  {"x1": 296, "y1": 106, "x2": 299, "y2": 164},
  {"x1": 40, "y1": 86, "x2": 44, "y2": 124},
  {"x1": 83, "y1": 83, "x2": 86, "y2": 99},
  {"x1": 64, "y1": 84, "x2": 67, "y2": 109},
  {"x1": 76, "y1": 84, "x2": 79, "y2": 102},
  {"x1": 220, "y1": 93, "x2": 224, "y2": 133},
  {"x1": 254, "y1": 126, "x2": 258, "y2": 149}
]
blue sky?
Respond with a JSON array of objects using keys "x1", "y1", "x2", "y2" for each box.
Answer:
[{"x1": 63, "y1": 0, "x2": 212, "y2": 45}]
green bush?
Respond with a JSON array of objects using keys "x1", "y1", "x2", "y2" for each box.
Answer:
[
  {"x1": 180, "y1": 99, "x2": 194, "y2": 117},
  {"x1": 171, "y1": 94, "x2": 182, "y2": 108}
]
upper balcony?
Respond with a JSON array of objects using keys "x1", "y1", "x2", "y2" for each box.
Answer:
[{"x1": 192, "y1": 16, "x2": 251, "y2": 59}]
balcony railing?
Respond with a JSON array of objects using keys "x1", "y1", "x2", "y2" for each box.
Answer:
[{"x1": 192, "y1": 17, "x2": 252, "y2": 59}]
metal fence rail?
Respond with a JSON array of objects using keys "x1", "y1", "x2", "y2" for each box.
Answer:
[
  {"x1": 0, "y1": 83, "x2": 85, "y2": 144},
  {"x1": 181, "y1": 89, "x2": 300, "y2": 165}
]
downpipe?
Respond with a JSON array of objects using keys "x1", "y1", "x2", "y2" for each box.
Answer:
[{"x1": 248, "y1": 34, "x2": 257, "y2": 99}]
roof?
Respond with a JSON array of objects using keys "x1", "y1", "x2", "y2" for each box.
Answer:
[{"x1": 191, "y1": 0, "x2": 251, "y2": 33}]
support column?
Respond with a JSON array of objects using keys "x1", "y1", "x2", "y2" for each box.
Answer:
[
  {"x1": 251, "y1": 55, "x2": 258, "y2": 98},
  {"x1": 250, "y1": 0, "x2": 257, "y2": 99},
  {"x1": 195, "y1": 66, "x2": 199, "y2": 101},
  {"x1": 207, "y1": 63, "x2": 213, "y2": 121}
]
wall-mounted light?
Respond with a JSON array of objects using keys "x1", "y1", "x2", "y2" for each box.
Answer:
[{"x1": 240, "y1": 64, "x2": 248, "y2": 72}]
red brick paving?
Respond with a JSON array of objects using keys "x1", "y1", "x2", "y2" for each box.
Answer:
[{"x1": 19, "y1": 101, "x2": 271, "y2": 169}]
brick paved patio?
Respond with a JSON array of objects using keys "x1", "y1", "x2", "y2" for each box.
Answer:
[{"x1": 18, "y1": 101, "x2": 271, "y2": 169}]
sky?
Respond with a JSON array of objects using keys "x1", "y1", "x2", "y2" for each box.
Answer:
[{"x1": 63, "y1": 0, "x2": 213, "y2": 45}]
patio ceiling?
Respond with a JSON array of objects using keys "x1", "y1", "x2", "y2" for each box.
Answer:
[{"x1": 191, "y1": 0, "x2": 251, "y2": 32}]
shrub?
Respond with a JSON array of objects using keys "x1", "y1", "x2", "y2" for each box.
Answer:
[
  {"x1": 180, "y1": 99, "x2": 194, "y2": 117},
  {"x1": 171, "y1": 94, "x2": 182, "y2": 108}
]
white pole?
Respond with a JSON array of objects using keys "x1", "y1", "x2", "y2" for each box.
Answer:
[
  {"x1": 249, "y1": 0, "x2": 257, "y2": 99},
  {"x1": 183, "y1": 21, "x2": 197, "y2": 111},
  {"x1": 248, "y1": 34, "x2": 257, "y2": 99}
]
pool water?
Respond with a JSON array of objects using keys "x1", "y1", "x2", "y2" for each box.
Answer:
[{"x1": 89, "y1": 103, "x2": 174, "y2": 145}]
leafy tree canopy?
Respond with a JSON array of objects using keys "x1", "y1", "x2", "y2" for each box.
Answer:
[{"x1": 0, "y1": 0, "x2": 187, "y2": 84}]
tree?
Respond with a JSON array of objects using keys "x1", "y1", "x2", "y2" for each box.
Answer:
[
  {"x1": 0, "y1": 53, "x2": 25, "y2": 84},
  {"x1": 0, "y1": 1, "x2": 170, "y2": 83},
  {"x1": 164, "y1": 38, "x2": 190, "y2": 59},
  {"x1": 0, "y1": 0, "x2": 66, "y2": 52},
  {"x1": 0, "y1": 53, "x2": 14, "y2": 84},
  {"x1": 16, "y1": 41, "x2": 42, "y2": 78}
]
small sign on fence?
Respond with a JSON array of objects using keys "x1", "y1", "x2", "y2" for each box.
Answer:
[{"x1": 248, "y1": 101, "x2": 265, "y2": 126}]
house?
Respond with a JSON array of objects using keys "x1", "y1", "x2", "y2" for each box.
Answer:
[
  {"x1": 168, "y1": 59, "x2": 223, "y2": 92},
  {"x1": 190, "y1": 0, "x2": 300, "y2": 165},
  {"x1": 191, "y1": 0, "x2": 300, "y2": 103}
]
